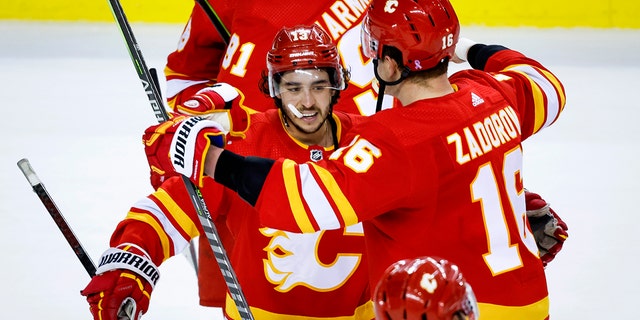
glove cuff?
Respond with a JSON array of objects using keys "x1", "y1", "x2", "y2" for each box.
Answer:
[
  {"x1": 169, "y1": 116, "x2": 226, "y2": 187},
  {"x1": 95, "y1": 246, "x2": 160, "y2": 289}
]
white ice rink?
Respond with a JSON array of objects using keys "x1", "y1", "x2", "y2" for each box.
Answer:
[{"x1": 1, "y1": 21, "x2": 639, "y2": 319}]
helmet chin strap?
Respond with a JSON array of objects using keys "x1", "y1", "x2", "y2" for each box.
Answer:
[{"x1": 372, "y1": 59, "x2": 410, "y2": 113}]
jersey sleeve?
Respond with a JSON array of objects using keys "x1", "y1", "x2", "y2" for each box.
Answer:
[
  {"x1": 251, "y1": 121, "x2": 422, "y2": 233},
  {"x1": 109, "y1": 176, "x2": 228, "y2": 265},
  {"x1": 464, "y1": 49, "x2": 567, "y2": 140}
]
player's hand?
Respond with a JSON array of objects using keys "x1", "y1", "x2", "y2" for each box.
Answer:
[
  {"x1": 177, "y1": 83, "x2": 249, "y2": 134},
  {"x1": 143, "y1": 115, "x2": 226, "y2": 189},
  {"x1": 180, "y1": 83, "x2": 238, "y2": 114},
  {"x1": 81, "y1": 246, "x2": 159, "y2": 320},
  {"x1": 525, "y1": 190, "x2": 569, "y2": 267}
]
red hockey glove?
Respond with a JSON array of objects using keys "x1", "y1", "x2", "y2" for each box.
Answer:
[
  {"x1": 143, "y1": 115, "x2": 226, "y2": 189},
  {"x1": 525, "y1": 190, "x2": 569, "y2": 267},
  {"x1": 180, "y1": 83, "x2": 238, "y2": 114},
  {"x1": 177, "y1": 83, "x2": 249, "y2": 134},
  {"x1": 81, "y1": 245, "x2": 159, "y2": 320}
]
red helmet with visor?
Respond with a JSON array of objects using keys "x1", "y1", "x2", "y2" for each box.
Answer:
[{"x1": 267, "y1": 24, "x2": 345, "y2": 97}]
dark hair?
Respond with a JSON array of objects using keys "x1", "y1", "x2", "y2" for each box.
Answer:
[
  {"x1": 258, "y1": 67, "x2": 351, "y2": 109},
  {"x1": 381, "y1": 45, "x2": 449, "y2": 82}
]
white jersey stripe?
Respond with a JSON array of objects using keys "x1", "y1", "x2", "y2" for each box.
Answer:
[
  {"x1": 132, "y1": 197, "x2": 190, "y2": 255},
  {"x1": 509, "y1": 65, "x2": 561, "y2": 129},
  {"x1": 299, "y1": 164, "x2": 342, "y2": 230}
]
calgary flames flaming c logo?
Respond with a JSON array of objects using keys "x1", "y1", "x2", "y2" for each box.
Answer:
[{"x1": 260, "y1": 224, "x2": 364, "y2": 292}]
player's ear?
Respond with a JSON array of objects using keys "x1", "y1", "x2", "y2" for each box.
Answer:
[{"x1": 385, "y1": 55, "x2": 402, "y2": 74}]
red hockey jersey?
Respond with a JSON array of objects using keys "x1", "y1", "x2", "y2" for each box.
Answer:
[
  {"x1": 112, "y1": 109, "x2": 374, "y2": 319},
  {"x1": 165, "y1": 0, "x2": 393, "y2": 116},
  {"x1": 248, "y1": 49, "x2": 566, "y2": 319}
]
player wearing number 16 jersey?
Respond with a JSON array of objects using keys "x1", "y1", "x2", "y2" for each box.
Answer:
[
  {"x1": 165, "y1": 0, "x2": 393, "y2": 117},
  {"x1": 200, "y1": 0, "x2": 566, "y2": 318}
]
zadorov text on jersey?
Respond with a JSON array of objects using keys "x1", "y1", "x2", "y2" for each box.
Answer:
[{"x1": 447, "y1": 105, "x2": 522, "y2": 165}]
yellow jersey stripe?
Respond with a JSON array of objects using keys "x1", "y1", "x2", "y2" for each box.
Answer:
[
  {"x1": 514, "y1": 65, "x2": 561, "y2": 129},
  {"x1": 154, "y1": 188, "x2": 201, "y2": 239},
  {"x1": 507, "y1": 64, "x2": 564, "y2": 133},
  {"x1": 478, "y1": 296, "x2": 549, "y2": 319},
  {"x1": 298, "y1": 164, "x2": 342, "y2": 229},
  {"x1": 538, "y1": 68, "x2": 566, "y2": 113},
  {"x1": 131, "y1": 195, "x2": 192, "y2": 260},
  {"x1": 505, "y1": 67, "x2": 546, "y2": 133},
  {"x1": 309, "y1": 163, "x2": 359, "y2": 226},
  {"x1": 125, "y1": 211, "x2": 171, "y2": 261},
  {"x1": 282, "y1": 159, "x2": 316, "y2": 233},
  {"x1": 225, "y1": 294, "x2": 375, "y2": 320}
]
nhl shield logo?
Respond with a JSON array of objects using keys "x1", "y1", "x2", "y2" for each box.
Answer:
[{"x1": 310, "y1": 149, "x2": 323, "y2": 162}]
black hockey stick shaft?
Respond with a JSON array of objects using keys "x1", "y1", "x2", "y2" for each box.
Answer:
[
  {"x1": 18, "y1": 158, "x2": 136, "y2": 319},
  {"x1": 106, "y1": 0, "x2": 167, "y2": 122},
  {"x1": 195, "y1": 0, "x2": 230, "y2": 44},
  {"x1": 178, "y1": 0, "x2": 230, "y2": 276},
  {"x1": 150, "y1": 64, "x2": 201, "y2": 275},
  {"x1": 149, "y1": 68, "x2": 163, "y2": 100},
  {"x1": 149, "y1": 64, "x2": 200, "y2": 275},
  {"x1": 17, "y1": 158, "x2": 97, "y2": 277},
  {"x1": 148, "y1": 64, "x2": 202, "y2": 275},
  {"x1": 105, "y1": 1, "x2": 252, "y2": 318}
]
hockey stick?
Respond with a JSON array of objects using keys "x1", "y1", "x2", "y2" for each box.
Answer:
[
  {"x1": 18, "y1": 158, "x2": 97, "y2": 277},
  {"x1": 105, "y1": 1, "x2": 253, "y2": 318},
  {"x1": 190, "y1": 0, "x2": 231, "y2": 277},
  {"x1": 17, "y1": 158, "x2": 136, "y2": 319},
  {"x1": 195, "y1": 0, "x2": 231, "y2": 44},
  {"x1": 149, "y1": 66, "x2": 200, "y2": 274}
]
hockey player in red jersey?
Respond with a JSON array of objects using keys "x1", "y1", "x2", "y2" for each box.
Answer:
[
  {"x1": 165, "y1": 0, "x2": 391, "y2": 307},
  {"x1": 165, "y1": 0, "x2": 394, "y2": 117},
  {"x1": 165, "y1": 0, "x2": 566, "y2": 311},
  {"x1": 81, "y1": 25, "x2": 374, "y2": 319},
  {"x1": 374, "y1": 257, "x2": 479, "y2": 320},
  {"x1": 148, "y1": 0, "x2": 568, "y2": 318}
]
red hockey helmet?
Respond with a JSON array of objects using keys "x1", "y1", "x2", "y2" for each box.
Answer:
[
  {"x1": 267, "y1": 24, "x2": 345, "y2": 97},
  {"x1": 374, "y1": 256, "x2": 478, "y2": 320},
  {"x1": 361, "y1": 0, "x2": 460, "y2": 71}
]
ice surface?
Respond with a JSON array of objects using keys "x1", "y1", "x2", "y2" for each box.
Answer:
[{"x1": 1, "y1": 21, "x2": 639, "y2": 319}]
